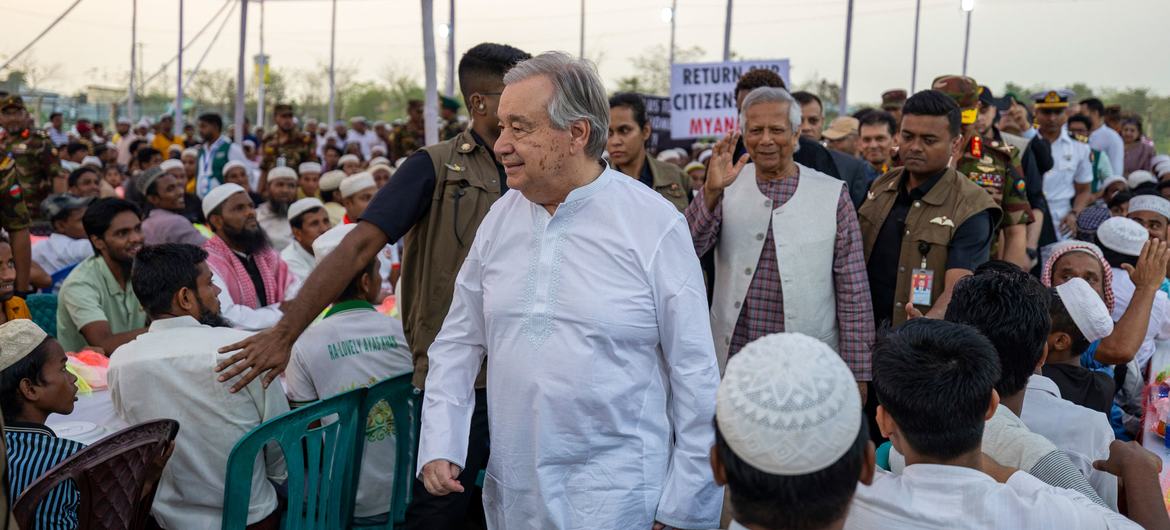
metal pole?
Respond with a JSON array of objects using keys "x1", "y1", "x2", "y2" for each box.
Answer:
[
  {"x1": 961, "y1": 10, "x2": 971, "y2": 76},
  {"x1": 911, "y1": 0, "x2": 921, "y2": 91},
  {"x1": 422, "y1": 0, "x2": 439, "y2": 145},
  {"x1": 722, "y1": 0, "x2": 733, "y2": 61},
  {"x1": 668, "y1": 0, "x2": 677, "y2": 66},
  {"x1": 128, "y1": 0, "x2": 137, "y2": 121},
  {"x1": 257, "y1": 0, "x2": 266, "y2": 130},
  {"x1": 446, "y1": 0, "x2": 455, "y2": 98},
  {"x1": 578, "y1": 0, "x2": 585, "y2": 58},
  {"x1": 175, "y1": 0, "x2": 184, "y2": 136},
  {"x1": 234, "y1": 0, "x2": 248, "y2": 143},
  {"x1": 838, "y1": 0, "x2": 853, "y2": 116},
  {"x1": 328, "y1": 0, "x2": 337, "y2": 126}
]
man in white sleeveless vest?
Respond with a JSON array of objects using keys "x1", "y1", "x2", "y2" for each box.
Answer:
[{"x1": 685, "y1": 87, "x2": 875, "y2": 398}]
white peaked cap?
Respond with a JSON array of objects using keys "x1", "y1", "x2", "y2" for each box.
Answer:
[
  {"x1": 202, "y1": 183, "x2": 247, "y2": 218},
  {"x1": 716, "y1": 333, "x2": 862, "y2": 475},
  {"x1": 1056, "y1": 278, "x2": 1114, "y2": 343},
  {"x1": 312, "y1": 223, "x2": 358, "y2": 264}
]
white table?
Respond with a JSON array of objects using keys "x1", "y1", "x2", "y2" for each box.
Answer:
[
  {"x1": 1141, "y1": 340, "x2": 1170, "y2": 508},
  {"x1": 45, "y1": 389, "x2": 128, "y2": 445}
]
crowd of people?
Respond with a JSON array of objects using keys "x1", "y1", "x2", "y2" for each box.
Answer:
[{"x1": 0, "y1": 38, "x2": 1168, "y2": 529}]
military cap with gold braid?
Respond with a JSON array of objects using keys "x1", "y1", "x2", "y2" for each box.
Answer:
[
  {"x1": 0, "y1": 93, "x2": 25, "y2": 111},
  {"x1": 1030, "y1": 89, "x2": 1075, "y2": 110},
  {"x1": 932, "y1": 75, "x2": 981, "y2": 125}
]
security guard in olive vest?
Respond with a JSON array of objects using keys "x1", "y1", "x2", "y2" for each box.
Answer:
[
  {"x1": 213, "y1": 43, "x2": 533, "y2": 530},
  {"x1": 932, "y1": 75, "x2": 1032, "y2": 270},
  {"x1": 0, "y1": 94, "x2": 39, "y2": 294},
  {"x1": 260, "y1": 103, "x2": 316, "y2": 192}
]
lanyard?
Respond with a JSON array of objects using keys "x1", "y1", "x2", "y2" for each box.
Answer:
[{"x1": 200, "y1": 136, "x2": 226, "y2": 177}]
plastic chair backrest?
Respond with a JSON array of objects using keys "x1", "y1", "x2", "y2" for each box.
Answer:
[
  {"x1": 345, "y1": 373, "x2": 421, "y2": 528},
  {"x1": 221, "y1": 387, "x2": 366, "y2": 530},
  {"x1": 13, "y1": 419, "x2": 180, "y2": 530},
  {"x1": 25, "y1": 293, "x2": 58, "y2": 338}
]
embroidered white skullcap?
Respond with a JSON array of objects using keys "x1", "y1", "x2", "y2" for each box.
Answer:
[
  {"x1": 81, "y1": 156, "x2": 102, "y2": 169},
  {"x1": 368, "y1": 163, "x2": 394, "y2": 177},
  {"x1": 338, "y1": 154, "x2": 361, "y2": 166},
  {"x1": 1056, "y1": 278, "x2": 1114, "y2": 343},
  {"x1": 288, "y1": 197, "x2": 326, "y2": 222},
  {"x1": 371, "y1": 145, "x2": 387, "y2": 155},
  {"x1": 159, "y1": 159, "x2": 184, "y2": 173},
  {"x1": 1129, "y1": 194, "x2": 1170, "y2": 220},
  {"x1": 716, "y1": 333, "x2": 863, "y2": 475},
  {"x1": 181, "y1": 147, "x2": 199, "y2": 158},
  {"x1": 368, "y1": 156, "x2": 390, "y2": 167},
  {"x1": 1100, "y1": 175, "x2": 1126, "y2": 191},
  {"x1": 698, "y1": 149, "x2": 713, "y2": 164},
  {"x1": 1152, "y1": 154, "x2": 1170, "y2": 168},
  {"x1": 1128, "y1": 170, "x2": 1157, "y2": 189},
  {"x1": 298, "y1": 161, "x2": 322, "y2": 174},
  {"x1": 116, "y1": 117, "x2": 132, "y2": 125},
  {"x1": 349, "y1": 116, "x2": 368, "y2": 124},
  {"x1": 656, "y1": 149, "x2": 683, "y2": 162},
  {"x1": 0, "y1": 320, "x2": 48, "y2": 372},
  {"x1": 340, "y1": 172, "x2": 376, "y2": 198},
  {"x1": 312, "y1": 223, "x2": 358, "y2": 263},
  {"x1": 202, "y1": 183, "x2": 247, "y2": 218},
  {"x1": 223, "y1": 160, "x2": 249, "y2": 175},
  {"x1": 1155, "y1": 160, "x2": 1170, "y2": 178},
  {"x1": 1097, "y1": 217, "x2": 1148, "y2": 257},
  {"x1": 136, "y1": 117, "x2": 152, "y2": 128},
  {"x1": 267, "y1": 166, "x2": 297, "y2": 182},
  {"x1": 319, "y1": 170, "x2": 347, "y2": 192}
]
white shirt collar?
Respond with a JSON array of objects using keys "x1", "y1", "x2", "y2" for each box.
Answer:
[
  {"x1": 562, "y1": 166, "x2": 615, "y2": 205},
  {"x1": 1027, "y1": 374, "x2": 1061, "y2": 399},
  {"x1": 147, "y1": 315, "x2": 203, "y2": 332}
]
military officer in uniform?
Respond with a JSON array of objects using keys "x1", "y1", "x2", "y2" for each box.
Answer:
[
  {"x1": 932, "y1": 76, "x2": 1032, "y2": 270},
  {"x1": 881, "y1": 89, "x2": 907, "y2": 124},
  {"x1": 439, "y1": 96, "x2": 465, "y2": 141},
  {"x1": 387, "y1": 99, "x2": 427, "y2": 160},
  {"x1": 0, "y1": 94, "x2": 39, "y2": 293},
  {"x1": 260, "y1": 103, "x2": 317, "y2": 194}
]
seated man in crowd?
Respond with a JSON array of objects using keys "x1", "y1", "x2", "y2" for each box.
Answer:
[
  {"x1": 297, "y1": 162, "x2": 322, "y2": 199},
  {"x1": 33, "y1": 194, "x2": 93, "y2": 279},
  {"x1": 139, "y1": 167, "x2": 207, "y2": 247},
  {"x1": 318, "y1": 170, "x2": 348, "y2": 226},
  {"x1": 339, "y1": 172, "x2": 376, "y2": 225},
  {"x1": 66, "y1": 167, "x2": 101, "y2": 198},
  {"x1": 850, "y1": 318, "x2": 1164, "y2": 529},
  {"x1": 338, "y1": 154, "x2": 362, "y2": 175},
  {"x1": 222, "y1": 161, "x2": 264, "y2": 206},
  {"x1": 0, "y1": 320, "x2": 84, "y2": 530},
  {"x1": 712, "y1": 333, "x2": 872, "y2": 530},
  {"x1": 57, "y1": 198, "x2": 147, "y2": 354},
  {"x1": 201, "y1": 184, "x2": 296, "y2": 330},
  {"x1": 285, "y1": 224, "x2": 412, "y2": 524},
  {"x1": 281, "y1": 198, "x2": 331, "y2": 282},
  {"x1": 1045, "y1": 278, "x2": 1116, "y2": 413},
  {"x1": 255, "y1": 166, "x2": 298, "y2": 251},
  {"x1": 0, "y1": 236, "x2": 32, "y2": 324},
  {"x1": 160, "y1": 158, "x2": 204, "y2": 223},
  {"x1": 110, "y1": 243, "x2": 288, "y2": 529}
]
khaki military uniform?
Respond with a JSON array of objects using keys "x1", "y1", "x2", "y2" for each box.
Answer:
[
  {"x1": 387, "y1": 122, "x2": 426, "y2": 161},
  {"x1": 260, "y1": 129, "x2": 317, "y2": 173},
  {"x1": 0, "y1": 128, "x2": 59, "y2": 224},
  {"x1": 439, "y1": 119, "x2": 466, "y2": 142},
  {"x1": 956, "y1": 134, "x2": 1032, "y2": 229},
  {"x1": 646, "y1": 157, "x2": 691, "y2": 212}
]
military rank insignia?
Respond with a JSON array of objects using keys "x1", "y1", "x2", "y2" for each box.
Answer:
[{"x1": 8, "y1": 183, "x2": 22, "y2": 200}]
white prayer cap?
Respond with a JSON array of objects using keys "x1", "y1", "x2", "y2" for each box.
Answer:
[
  {"x1": 340, "y1": 172, "x2": 376, "y2": 198},
  {"x1": 1100, "y1": 174, "x2": 1126, "y2": 191},
  {"x1": 0, "y1": 320, "x2": 48, "y2": 372},
  {"x1": 319, "y1": 170, "x2": 347, "y2": 192},
  {"x1": 312, "y1": 224, "x2": 357, "y2": 263},
  {"x1": 298, "y1": 161, "x2": 322, "y2": 174},
  {"x1": 1097, "y1": 217, "x2": 1148, "y2": 257},
  {"x1": 116, "y1": 117, "x2": 132, "y2": 125},
  {"x1": 1152, "y1": 154, "x2": 1170, "y2": 168},
  {"x1": 698, "y1": 149, "x2": 713, "y2": 164},
  {"x1": 368, "y1": 163, "x2": 394, "y2": 176},
  {"x1": 656, "y1": 149, "x2": 682, "y2": 162},
  {"x1": 349, "y1": 116, "x2": 368, "y2": 124},
  {"x1": 1155, "y1": 160, "x2": 1170, "y2": 178},
  {"x1": 1128, "y1": 170, "x2": 1157, "y2": 189},
  {"x1": 181, "y1": 147, "x2": 199, "y2": 159},
  {"x1": 338, "y1": 154, "x2": 361, "y2": 166},
  {"x1": 1056, "y1": 278, "x2": 1114, "y2": 343},
  {"x1": 159, "y1": 159, "x2": 184, "y2": 173},
  {"x1": 136, "y1": 117, "x2": 152, "y2": 128},
  {"x1": 1129, "y1": 194, "x2": 1170, "y2": 220},
  {"x1": 243, "y1": 139, "x2": 257, "y2": 149},
  {"x1": 368, "y1": 156, "x2": 390, "y2": 167},
  {"x1": 371, "y1": 145, "x2": 388, "y2": 156},
  {"x1": 202, "y1": 183, "x2": 247, "y2": 218},
  {"x1": 81, "y1": 156, "x2": 102, "y2": 169},
  {"x1": 288, "y1": 197, "x2": 326, "y2": 222},
  {"x1": 267, "y1": 166, "x2": 297, "y2": 182},
  {"x1": 223, "y1": 160, "x2": 249, "y2": 175},
  {"x1": 324, "y1": 131, "x2": 340, "y2": 141},
  {"x1": 716, "y1": 333, "x2": 863, "y2": 475}
]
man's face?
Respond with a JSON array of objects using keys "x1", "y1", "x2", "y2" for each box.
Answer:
[
  {"x1": 343, "y1": 188, "x2": 375, "y2": 220},
  {"x1": 93, "y1": 210, "x2": 144, "y2": 265},
  {"x1": 198, "y1": 121, "x2": 218, "y2": 140},
  {"x1": 214, "y1": 192, "x2": 260, "y2": 240},
  {"x1": 1067, "y1": 120, "x2": 1090, "y2": 140},
  {"x1": 276, "y1": 112, "x2": 295, "y2": 132},
  {"x1": 181, "y1": 155, "x2": 197, "y2": 181},
  {"x1": 1051, "y1": 252, "x2": 1106, "y2": 301},
  {"x1": 104, "y1": 167, "x2": 124, "y2": 188},
  {"x1": 688, "y1": 167, "x2": 706, "y2": 191},
  {"x1": 269, "y1": 179, "x2": 297, "y2": 205},
  {"x1": 1110, "y1": 200, "x2": 1129, "y2": 218},
  {"x1": 224, "y1": 168, "x2": 250, "y2": 190},
  {"x1": 798, "y1": 100, "x2": 824, "y2": 141},
  {"x1": 0, "y1": 106, "x2": 28, "y2": 132},
  {"x1": 1078, "y1": 104, "x2": 1100, "y2": 126},
  {"x1": 51, "y1": 115, "x2": 63, "y2": 128},
  {"x1": 55, "y1": 208, "x2": 88, "y2": 240},
  {"x1": 743, "y1": 101, "x2": 798, "y2": 174},
  {"x1": 409, "y1": 105, "x2": 424, "y2": 124},
  {"x1": 1128, "y1": 210, "x2": 1169, "y2": 242},
  {"x1": 116, "y1": 123, "x2": 131, "y2": 135},
  {"x1": 495, "y1": 75, "x2": 578, "y2": 202},
  {"x1": 353, "y1": 121, "x2": 367, "y2": 134},
  {"x1": 148, "y1": 174, "x2": 186, "y2": 212},
  {"x1": 293, "y1": 208, "x2": 332, "y2": 249},
  {"x1": 372, "y1": 168, "x2": 392, "y2": 189},
  {"x1": 827, "y1": 134, "x2": 859, "y2": 157},
  {"x1": 606, "y1": 106, "x2": 648, "y2": 168},
  {"x1": 159, "y1": 117, "x2": 173, "y2": 133},
  {"x1": 192, "y1": 262, "x2": 223, "y2": 322},
  {"x1": 340, "y1": 160, "x2": 360, "y2": 175},
  {"x1": 334, "y1": 123, "x2": 348, "y2": 136},
  {"x1": 70, "y1": 170, "x2": 101, "y2": 198},
  {"x1": 1036, "y1": 107, "x2": 1068, "y2": 137},
  {"x1": 31, "y1": 340, "x2": 79, "y2": 416},
  {"x1": 859, "y1": 123, "x2": 893, "y2": 166},
  {"x1": 299, "y1": 172, "x2": 321, "y2": 196},
  {"x1": 324, "y1": 149, "x2": 340, "y2": 169},
  {"x1": 144, "y1": 153, "x2": 163, "y2": 170},
  {"x1": 306, "y1": 122, "x2": 318, "y2": 135},
  {"x1": 898, "y1": 114, "x2": 959, "y2": 176},
  {"x1": 974, "y1": 104, "x2": 996, "y2": 136},
  {"x1": 0, "y1": 242, "x2": 14, "y2": 302}
]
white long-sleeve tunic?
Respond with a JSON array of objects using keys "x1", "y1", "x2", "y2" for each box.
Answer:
[{"x1": 417, "y1": 167, "x2": 723, "y2": 529}]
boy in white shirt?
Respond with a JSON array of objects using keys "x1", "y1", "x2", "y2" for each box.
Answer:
[{"x1": 285, "y1": 224, "x2": 412, "y2": 524}]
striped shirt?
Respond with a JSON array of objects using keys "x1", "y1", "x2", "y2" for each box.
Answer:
[{"x1": 5, "y1": 421, "x2": 85, "y2": 530}]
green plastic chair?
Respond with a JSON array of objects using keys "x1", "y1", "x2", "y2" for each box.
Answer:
[
  {"x1": 221, "y1": 386, "x2": 366, "y2": 530},
  {"x1": 25, "y1": 293, "x2": 57, "y2": 338},
  {"x1": 346, "y1": 373, "x2": 422, "y2": 529}
]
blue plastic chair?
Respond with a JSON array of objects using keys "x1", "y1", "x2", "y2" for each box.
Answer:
[
  {"x1": 25, "y1": 293, "x2": 58, "y2": 338},
  {"x1": 221, "y1": 387, "x2": 366, "y2": 530},
  {"x1": 345, "y1": 373, "x2": 421, "y2": 529}
]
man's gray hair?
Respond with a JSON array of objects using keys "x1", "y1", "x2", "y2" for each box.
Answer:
[
  {"x1": 503, "y1": 51, "x2": 609, "y2": 159},
  {"x1": 739, "y1": 87, "x2": 803, "y2": 135}
]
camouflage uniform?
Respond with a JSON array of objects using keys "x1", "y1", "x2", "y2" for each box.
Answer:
[
  {"x1": 0, "y1": 95, "x2": 59, "y2": 225},
  {"x1": 387, "y1": 122, "x2": 426, "y2": 161},
  {"x1": 439, "y1": 119, "x2": 466, "y2": 142},
  {"x1": 260, "y1": 128, "x2": 317, "y2": 174}
]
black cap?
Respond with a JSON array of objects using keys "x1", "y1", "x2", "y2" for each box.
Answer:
[{"x1": 979, "y1": 85, "x2": 1011, "y2": 113}]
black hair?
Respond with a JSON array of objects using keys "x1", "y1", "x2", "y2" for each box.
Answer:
[
  {"x1": 289, "y1": 206, "x2": 326, "y2": 230},
  {"x1": 735, "y1": 68, "x2": 786, "y2": 97},
  {"x1": 1101, "y1": 245, "x2": 1138, "y2": 270},
  {"x1": 0, "y1": 338, "x2": 54, "y2": 423},
  {"x1": 49, "y1": 112, "x2": 62, "y2": 120},
  {"x1": 338, "y1": 257, "x2": 380, "y2": 302},
  {"x1": 1122, "y1": 116, "x2": 1144, "y2": 136},
  {"x1": 128, "y1": 139, "x2": 146, "y2": 155},
  {"x1": 457, "y1": 43, "x2": 531, "y2": 102},
  {"x1": 901, "y1": 90, "x2": 961, "y2": 138},
  {"x1": 67, "y1": 167, "x2": 97, "y2": 188},
  {"x1": 136, "y1": 147, "x2": 162, "y2": 167},
  {"x1": 945, "y1": 266, "x2": 1050, "y2": 398},
  {"x1": 973, "y1": 259, "x2": 1022, "y2": 276},
  {"x1": 82, "y1": 198, "x2": 141, "y2": 243},
  {"x1": 872, "y1": 319, "x2": 1000, "y2": 460},
  {"x1": 1081, "y1": 97, "x2": 1105, "y2": 117},
  {"x1": 1068, "y1": 114, "x2": 1093, "y2": 131},
  {"x1": 857, "y1": 110, "x2": 897, "y2": 137},
  {"x1": 1109, "y1": 190, "x2": 1133, "y2": 210},
  {"x1": 64, "y1": 143, "x2": 89, "y2": 157},
  {"x1": 197, "y1": 113, "x2": 223, "y2": 131},
  {"x1": 1049, "y1": 288, "x2": 1091, "y2": 357},
  {"x1": 715, "y1": 416, "x2": 867, "y2": 530},
  {"x1": 131, "y1": 243, "x2": 209, "y2": 317},
  {"x1": 323, "y1": 145, "x2": 344, "y2": 158},
  {"x1": 791, "y1": 90, "x2": 823, "y2": 110},
  {"x1": 608, "y1": 92, "x2": 649, "y2": 129}
]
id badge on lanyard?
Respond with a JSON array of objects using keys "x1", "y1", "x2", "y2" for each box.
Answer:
[{"x1": 910, "y1": 242, "x2": 934, "y2": 307}]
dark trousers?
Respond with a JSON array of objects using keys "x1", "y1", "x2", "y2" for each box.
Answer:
[{"x1": 403, "y1": 388, "x2": 490, "y2": 530}]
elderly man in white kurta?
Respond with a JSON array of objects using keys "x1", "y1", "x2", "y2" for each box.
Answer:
[{"x1": 416, "y1": 52, "x2": 723, "y2": 530}]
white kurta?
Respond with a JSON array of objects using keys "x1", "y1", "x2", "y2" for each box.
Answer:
[{"x1": 418, "y1": 168, "x2": 723, "y2": 529}]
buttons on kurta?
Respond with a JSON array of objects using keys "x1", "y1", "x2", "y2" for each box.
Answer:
[{"x1": 756, "y1": 233, "x2": 765, "y2": 240}]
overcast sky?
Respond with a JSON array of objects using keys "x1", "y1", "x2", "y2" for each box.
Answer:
[{"x1": 6, "y1": 0, "x2": 1168, "y2": 106}]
